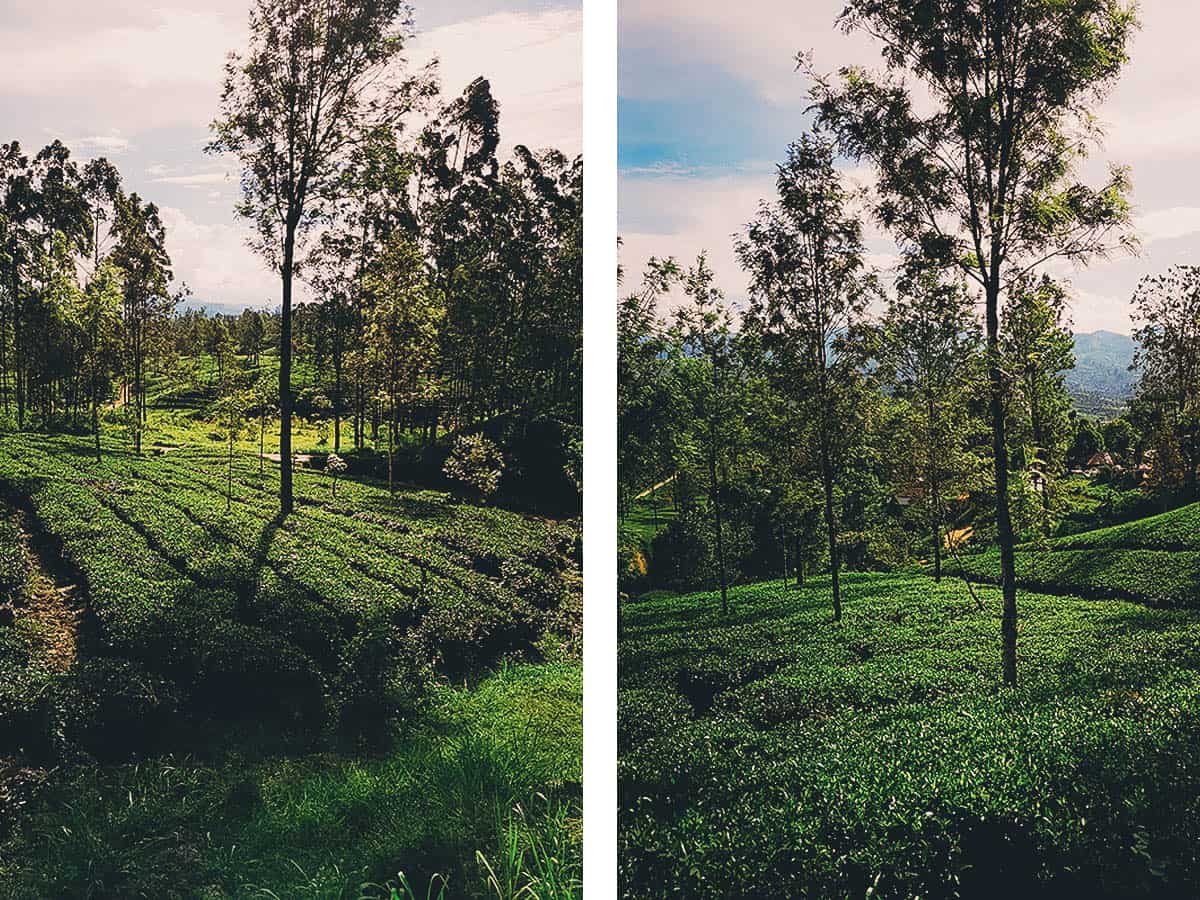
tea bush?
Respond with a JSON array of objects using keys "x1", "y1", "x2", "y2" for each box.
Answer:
[
  {"x1": 620, "y1": 573, "x2": 1200, "y2": 898},
  {"x1": 0, "y1": 434, "x2": 581, "y2": 735}
]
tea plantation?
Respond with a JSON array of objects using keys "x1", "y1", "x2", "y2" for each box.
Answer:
[
  {"x1": 619, "y1": 573, "x2": 1200, "y2": 898},
  {"x1": 0, "y1": 433, "x2": 581, "y2": 898},
  {"x1": 948, "y1": 501, "x2": 1200, "y2": 607}
]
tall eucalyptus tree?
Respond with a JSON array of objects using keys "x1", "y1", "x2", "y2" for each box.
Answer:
[
  {"x1": 738, "y1": 135, "x2": 874, "y2": 621},
  {"x1": 811, "y1": 0, "x2": 1138, "y2": 682},
  {"x1": 210, "y1": 0, "x2": 433, "y2": 513}
]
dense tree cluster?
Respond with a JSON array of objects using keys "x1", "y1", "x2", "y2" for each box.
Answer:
[
  {"x1": 620, "y1": 0, "x2": 1158, "y2": 688},
  {"x1": 0, "y1": 142, "x2": 176, "y2": 457},
  {"x1": 210, "y1": 0, "x2": 581, "y2": 514},
  {"x1": 0, "y1": 9, "x2": 580, "y2": 516},
  {"x1": 619, "y1": 243, "x2": 1079, "y2": 597}
]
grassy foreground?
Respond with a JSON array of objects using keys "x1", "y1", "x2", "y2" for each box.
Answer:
[
  {"x1": 2, "y1": 662, "x2": 581, "y2": 898},
  {"x1": 620, "y1": 573, "x2": 1200, "y2": 898}
]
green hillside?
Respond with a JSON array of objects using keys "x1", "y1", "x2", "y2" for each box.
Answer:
[
  {"x1": 948, "y1": 502, "x2": 1200, "y2": 607},
  {"x1": 1066, "y1": 330, "x2": 1137, "y2": 416},
  {"x1": 620, "y1": 574, "x2": 1200, "y2": 898},
  {"x1": 0, "y1": 434, "x2": 581, "y2": 897}
]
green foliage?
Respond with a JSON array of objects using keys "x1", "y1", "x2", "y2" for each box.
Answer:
[
  {"x1": 1069, "y1": 416, "x2": 1106, "y2": 467},
  {"x1": 1103, "y1": 417, "x2": 1139, "y2": 465},
  {"x1": 949, "y1": 501, "x2": 1200, "y2": 607},
  {"x1": 2, "y1": 662, "x2": 581, "y2": 899},
  {"x1": 1130, "y1": 265, "x2": 1200, "y2": 493},
  {"x1": 0, "y1": 433, "x2": 579, "y2": 734},
  {"x1": 648, "y1": 506, "x2": 753, "y2": 594},
  {"x1": 620, "y1": 573, "x2": 1200, "y2": 898},
  {"x1": 0, "y1": 514, "x2": 30, "y2": 604},
  {"x1": 444, "y1": 434, "x2": 506, "y2": 503}
]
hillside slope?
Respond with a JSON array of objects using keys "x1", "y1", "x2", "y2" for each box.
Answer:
[
  {"x1": 1066, "y1": 330, "x2": 1136, "y2": 399},
  {"x1": 948, "y1": 501, "x2": 1200, "y2": 607},
  {"x1": 620, "y1": 574, "x2": 1200, "y2": 897}
]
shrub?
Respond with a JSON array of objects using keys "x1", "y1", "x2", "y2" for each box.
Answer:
[
  {"x1": 324, "y1": 452, "x2": 347, "y2": 496},
  {"x1": 443, "y1": 434, "x2": 505, "y2": 503},
  {"x1": 0, "y1": 627, "x2": 56, "y2": 758},
  {"x1": 648, "y1": 507, "x2": 752, "y2": 593},
  {"x1": 52, "y1": 659, "x2": 179, "y2": 761},
  {"x1": 619, "y1": 574, "x2": 1200, "y2": 898},
  {"x1": 0, "y1": 516, "x2": 30, "y2": 605},
  {"x1": 0, "y1": 433, "x2": 580, "y2": 744}
]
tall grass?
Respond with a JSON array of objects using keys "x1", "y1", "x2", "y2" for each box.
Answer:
[{"x1": 0, "y1": 664, "x2": 582, "y2": 899}]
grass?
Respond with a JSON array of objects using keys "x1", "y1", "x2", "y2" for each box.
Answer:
[
  {"x1": 620, "y1": 573, "x2": 1200, "y2": 898},
  {"x1": 618, "y1": 493, "x2": 678, "y2": 553},
  {"x1": 0, "y1": 429, "x2": 581, "y2": 898},
  {"x1": 138, "y1": 352, "x2": 373, "y2": 455},
  {"x1": 1, "y1": 662, "x2": 582, "y2": 899},
  {"x1": 0, "y1": 433, "x2": 580, "y2": 729}
]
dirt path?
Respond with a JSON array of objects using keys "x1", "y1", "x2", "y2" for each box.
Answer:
[
  {"x1": 9, "y1": 507, "x2": 84, "y2": 673},
  {"x1": 264, "y1": 452, "x2": 316, "y2": 467}
]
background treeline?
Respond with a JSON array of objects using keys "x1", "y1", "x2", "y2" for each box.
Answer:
[
  {"x1": 619, "y1": 211, "x2": 1200, "y2": 602},
  {"x1": 0, "y1": 77, "x2": 581, "y2": 515}
]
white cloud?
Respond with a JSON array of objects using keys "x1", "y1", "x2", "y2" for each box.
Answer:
[
  {"x1": 1134, "y1": 206, "x2": 1200, "y2": 245},
  {"x1": 72, "y1": 134, "x2": 133, "y2": 155},
  {"x1": 411, "y1": 8, "x2": 582, "y2": 155},
  {"x1": 621, "y1": 0, "x2": 878, "y2": 107},
  {"x1": 153, "y1": 171, "x2": 232, "y2": 187},
  {"x1": 158, "y1": 205, "x2": 289, "y2": 312},
  {"x1": 620, "y1": 169, "x2": 771, "y2": 312},
  {"x1": 619, "y1": 0, "x2": 1200, "y2": 336},
  {"x1": 0, "y1": 2, "x2": 580, "y2": 312}
]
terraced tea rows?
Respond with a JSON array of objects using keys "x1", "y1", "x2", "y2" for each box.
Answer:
[
  {"x1": 619, "y1": 574, "x2": 1200, "y2": 897},
  {"x1": 948, "y1": 501, "x2": 1200, "y2": 607},
  {"x1": 0, "y1": 434, "x2": 580, "y2": 728}
]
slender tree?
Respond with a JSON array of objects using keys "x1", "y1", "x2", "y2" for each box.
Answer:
[
  {"x1": 364, "y1": 235, "x2": 442, "y2": 496},
  {"x1": 812, "y1": 0, "x2": 1138, "y2": 682},
  {"x1": 80, "y1": 261, "x2": 124, "y2": 460},
  {"x1": 209, "y1": 0, "x2": 432, "y2": 514},
  {"x1": 111, "y1": 193, "x2": 174, "y2": 455},
  {"x1": 879, "y1": 269, "x2": 980, "y2": 581},
  {"x1": 674, "y1": 254, "x2": 739, "y2": 616},
  {"x1": 1130, "y1": 265, "x2": 1200, "y2": 495},
  {"x1": 1002, "y1": 274, "x2": 1075, "y2": 531},
  {"x1": 738, "y1": 135, "x2": 873, "y2": 621}
]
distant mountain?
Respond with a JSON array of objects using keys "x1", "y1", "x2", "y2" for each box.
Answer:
[{"x1": 1065, "y1": 330, "x2": 1137, "y2": 416}]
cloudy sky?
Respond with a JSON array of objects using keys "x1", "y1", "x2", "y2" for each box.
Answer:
[
  {"x1": 619, "y1": 0, "x2": 1200, "y2": 334},
  {"x1": 0, "y1": 0, "x2": 581, "y2": 312}
]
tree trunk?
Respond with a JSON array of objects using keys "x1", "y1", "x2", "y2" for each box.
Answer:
[
  {"x1": 1029, "y1": 375, "x2": 1051, "y2": 533},
  {"x1": 708, "y1": 441, "x2": 728, "y2": 616},
  {"x1": 11, "y1": 261, "x2": 22, "y2": 430},
  {"x1": 227, "y1": 428, "x2": 234, "y2": 513},
  {"x1": 333, "y1": 343, "x2": 343, "y2": 453},
  {"x1": 987, "y1": 282, "x2": 1019, "y2": 686},
  {"x1": 781, "y1": 536, "x2": 788, "y2": 589},
  {"x1": 795, "y1": 533, "x2": 804, "y2": 587},
  {"x1": 279, "y1": 222, "x2": 296, "y2": 515},
  {"x1": 92, "y1": 316, "x2": 101, "y2": 462},
  {"x1": 820, "y1": 432, "x2": 841, "y2": 621},
  {"x1": 928, "y1": 394, "x2": 942, "y2": 583},
  {"x1": 133, "y1": 329, "x2": 143, "y2": 456}
]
